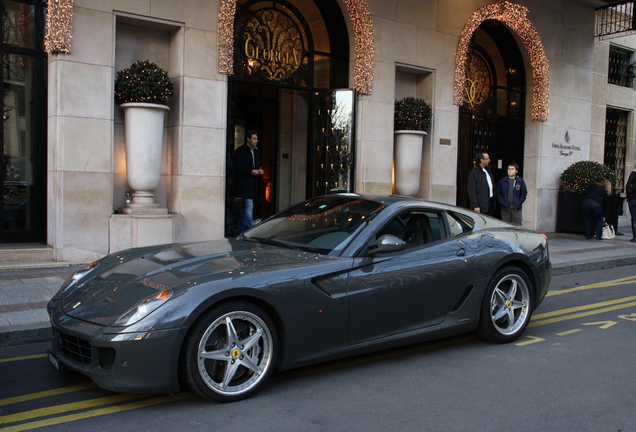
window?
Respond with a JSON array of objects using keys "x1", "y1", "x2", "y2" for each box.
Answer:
[
  {"x1": 608, "y1": 45, "x2": 633, "y2": 87},
  {"x1": 604, "y1": 108, "x2": 628, "y2": 191},
  {"x1": 447, "y1": 211, "x2": 474, "y2": 237},
  {"x1": 375, "y1": 210, "x2": 445, "y2": 248}
]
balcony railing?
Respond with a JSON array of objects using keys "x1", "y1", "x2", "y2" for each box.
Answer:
[{"x1": 596, "y1": 1, "x2": 636, "y2": 39}]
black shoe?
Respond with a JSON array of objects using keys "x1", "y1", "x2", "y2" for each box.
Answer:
[{"x1": 596, "y1": 236, "x2": 603, "y2": 240}]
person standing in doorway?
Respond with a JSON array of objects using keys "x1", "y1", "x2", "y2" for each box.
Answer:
[
  {"x1": 468, "y1": 152, "x2": 495, "y2": 215},
  {"x1": 496, "y1": 162, "x2": 527, "y2": 225},
  {"x1": 234, "y1": 130, "x2": 263, "y2": 233},
  {"x1": 626, "y1": 163, "x2": 636, "y2": 242}
]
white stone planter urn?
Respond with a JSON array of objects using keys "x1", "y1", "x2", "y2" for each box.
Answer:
[
  {"x1": 119, "y1": 102, "x2": 169, "y2": 214},
  {"x1": 394, "y1": 130, "x2": 427, "y2": 196}
]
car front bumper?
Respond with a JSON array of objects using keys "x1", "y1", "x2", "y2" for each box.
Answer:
[{"x1": 48, "y1": 302, "x2": 185, "y2": 394}]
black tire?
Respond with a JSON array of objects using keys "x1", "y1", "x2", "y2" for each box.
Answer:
[
  {"x1": 477, "y1": 266, "x2": 533, "y2": 343},
  {"x1": 182, "y1": 301, "x2": 278, "y2": 402}
]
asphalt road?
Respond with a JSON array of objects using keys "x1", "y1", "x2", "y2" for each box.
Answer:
[{"x1": 1, "y1": 265, "x2": 635, "y2": 432}]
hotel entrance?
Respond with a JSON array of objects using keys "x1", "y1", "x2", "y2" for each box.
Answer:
[
  {"x1": 225, "y1": 0, "x2": 352, "y2": 235},
  {"x1": 456, "y1": 20, "x2": 527, "y2": 211}
]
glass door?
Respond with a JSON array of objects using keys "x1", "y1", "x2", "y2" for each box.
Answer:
[
  {"x1": 1, "y1": 0, "x2": 47, "y2": 243},
  {"x1": 309, "y1": 89, "x2": 356, "y2": 197}
]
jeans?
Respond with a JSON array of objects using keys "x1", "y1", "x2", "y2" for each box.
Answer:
[
  {"x1": 238, "y1": 198, "x2": 254, "y2": 233},
  {"x1": 501, "y1": 209, "x2": 522, "y2": 225},
  {"x1": 582, "y1": 199, "x2": 603, "y2": 239},
  {"x1": 629, "y1": 198, "x2": 636, "y2": 222}
]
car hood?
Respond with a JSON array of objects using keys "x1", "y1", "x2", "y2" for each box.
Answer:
[{"x1": 60, "y1": 238, "x2": 320, "y2": 325}]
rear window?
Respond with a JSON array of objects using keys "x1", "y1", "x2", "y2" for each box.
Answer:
[{"x1": 447, "y1": 211, "x2": 474, "y2": 237}]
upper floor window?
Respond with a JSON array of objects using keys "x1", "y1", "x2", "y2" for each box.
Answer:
[{"x1": 608, "y1": 45, "x2": 633, "y2": 87}]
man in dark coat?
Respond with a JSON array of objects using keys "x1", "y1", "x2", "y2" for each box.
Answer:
[
  {"x1": 627, "y1": 163, "x2": 636, "y2": 242},
  {"x1": 234, "y1": 130, "x2": 263, "y2": 233},
  {"x1": 467, "y1": 152, "x2": 495, "y2": 215}
]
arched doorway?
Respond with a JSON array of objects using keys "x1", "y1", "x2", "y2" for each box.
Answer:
[
  {"x1": 456, "y1": 20, "x2": 526, "y2": 211},
  {"x1": 225, "y1": 0, "x2": 352, "y2": 235}
]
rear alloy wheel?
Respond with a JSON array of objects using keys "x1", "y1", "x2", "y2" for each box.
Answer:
[
  {"x1": 183, "y1": 302, "x2": 277, "y2": 402},
  {"x1": 477, "y1": 267, "x2": 532, "y2": 343}
]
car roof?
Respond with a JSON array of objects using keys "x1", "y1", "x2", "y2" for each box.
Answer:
[{"x1": 330, "y1": 193, "x2": 453, "y2": 210}]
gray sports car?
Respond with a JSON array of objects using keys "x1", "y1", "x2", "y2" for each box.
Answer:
[{"x1": 47, "y1": 194, "x2": 551, "y2": 402}]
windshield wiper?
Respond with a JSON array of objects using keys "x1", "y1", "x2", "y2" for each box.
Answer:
[{"x1": 248, "y1": 236, "x2": 299, "y2": 250}]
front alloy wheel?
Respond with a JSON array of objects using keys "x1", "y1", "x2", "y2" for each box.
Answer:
[
  {"x1": 477, "y1": 266, "x2": 532, "y2": 343},
  {"x1": 183, "y1": 302, "x2": 277, "y2": 402}
]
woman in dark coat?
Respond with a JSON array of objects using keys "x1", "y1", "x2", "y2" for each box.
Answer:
[{"x1": 582, "y1": 179, "x2": 610, "y2": 240}]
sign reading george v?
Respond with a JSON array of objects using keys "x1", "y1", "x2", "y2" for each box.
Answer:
[{"x1": 234, "y1": 4, "x2": 311, "y2": 87}]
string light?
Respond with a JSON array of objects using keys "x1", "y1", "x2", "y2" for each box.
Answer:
[
  {"x1": 44, "y1": 0, "x2": 73, "y2": 54},
  {"x1": 454, "y1": 1, "x2": 550, "y2": 122},
  {"x1": 342, "y1": 0, "x2": 375, "y2": 95},
  {"x1": 217, "y1": 0, "x2": 236, "y2": 75},
  {"x1": 217, "y1": 0, "x2": 375, "y2": 95}
]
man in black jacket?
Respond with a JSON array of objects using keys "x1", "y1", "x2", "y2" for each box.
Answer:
[
  {"x1": 467, "y1": 152, "x2": 495, "y2": 215},
  {"x1": 234, "y1": 130, "x2": 263, "y2": 233}
]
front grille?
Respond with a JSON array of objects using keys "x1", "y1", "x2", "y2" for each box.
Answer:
[{"x1": 57, "y1": 331, "x2": 92, "y2": 364}]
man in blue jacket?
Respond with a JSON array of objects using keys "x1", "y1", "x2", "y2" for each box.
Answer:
[{"x1": 496, "y1": 163, "x2": 527, "y2": 225}]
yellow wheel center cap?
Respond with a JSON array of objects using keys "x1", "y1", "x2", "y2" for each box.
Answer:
[
  {"x1": 231, "y1": 348, "x2": 241, "y2": 358},
  {"x1": 506, "y1": 301, "x2": 512, "y2": 308}
]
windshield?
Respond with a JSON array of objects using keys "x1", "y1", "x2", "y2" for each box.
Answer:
[{"x1": 243, "y1": 196, "x2": 385, "y2": 254}]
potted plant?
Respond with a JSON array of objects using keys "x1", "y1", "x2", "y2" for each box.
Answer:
[
  {"x1": 115, "y1": 60, "x2": 174, "y2": 214},
  {"x1": 394, "y1": 97, "x2": 432, "y2": 132},
  {"x1": 393, "y1": 97, "x2": 432, "y2": 196},
  {"x1": 560, "y1": 160, "x2": 617, "y2": 192},
  {"x1": 557, "y1": 161, "x2": 618, "y2": 233}
]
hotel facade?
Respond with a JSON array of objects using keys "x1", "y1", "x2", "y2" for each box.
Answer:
[{"x1": 2, "y1": 0, "x2": 635, "y2": 264}]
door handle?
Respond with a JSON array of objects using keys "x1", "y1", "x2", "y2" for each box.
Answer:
[{"x1": 456, "y1": 248, "x2": 466, "y2": 257}]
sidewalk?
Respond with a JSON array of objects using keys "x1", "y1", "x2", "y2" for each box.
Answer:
[{"x1": 1, "y1": 228, "x2": 636, "y2": 347}]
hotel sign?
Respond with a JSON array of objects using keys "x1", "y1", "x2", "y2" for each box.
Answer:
[
  {"x1": 552, "y1": 131, "x2": 581, "y2": 157},
  {"x1": 236, "y1": 7, "x2": 310, "y2": 85}
]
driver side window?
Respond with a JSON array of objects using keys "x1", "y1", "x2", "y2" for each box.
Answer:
[{"x1": 376, "y1": 211, "x2": 444, "y2": 248}]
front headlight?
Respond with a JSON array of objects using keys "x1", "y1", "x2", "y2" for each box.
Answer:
[
  {"x1": 53, "y1": 261, "x2": 100, "y2": 299},
  {"x1": 111, "y1": 288, "x2": 174, "y2": 327}
]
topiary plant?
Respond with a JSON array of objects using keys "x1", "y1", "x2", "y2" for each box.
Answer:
[
  {"x1": 394, "y1": 97, "x2": 432, "y2": 131},
  {"x1": 114, "y1": 60, "x2": 174, "y2": 105},
  {"x1": 560, "y1": 160, "x2": 617, "y2": 193}
]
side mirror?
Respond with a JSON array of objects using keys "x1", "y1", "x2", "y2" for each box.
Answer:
[{"x1": 368, "y1": 234, "x2": 406, "y2": 255}]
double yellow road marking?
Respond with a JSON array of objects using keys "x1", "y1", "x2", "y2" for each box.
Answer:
[
  {"x1": 515, "y1": 275, "x2": 636, "y2": 346},
  {"x1": 2, "y1": 274, "x2": 636, "y2": 430},
  {"x1": 529, "y1": 295, "x2": 636, "y2": 328},
  {"x1": 0, "y1": 386, "x2": 192, "y2": 432}
]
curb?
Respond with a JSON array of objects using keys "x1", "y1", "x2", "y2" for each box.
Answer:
[
  {"x1": 1, "y1": 327, "x2": 51, "y2": 348},
  {"x1": 550, "y1": 256, "x2": 636, "y2": 276}
]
